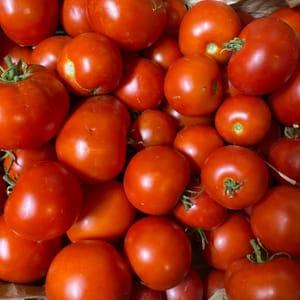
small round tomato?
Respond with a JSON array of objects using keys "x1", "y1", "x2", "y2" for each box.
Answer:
[
  {"x1": 132, "y1": 283, "x2": 167, "y2": 300},
  {"x1": 215, "y1": 95, "x2": 272, "y2": 146},
  {"x1": 124, "y1": 146, "x2": 190, "y2": 215},
  {"x1": 204, "y1": 270, "x2": 225, "y2": 299},
  {"x1": 4, "y1": 161, "x2": 83, "y2": 241},
  {"x1": 124, "y1": 216, "x2": 192, "y2": 291},
  {"x1": 165, "y1": 0, "x2": 187, "y2": 34},
  {"x1": 179, "y1": 0, "x2": 241, "y2": 63},
  {"x1": 164, "y1": 55, "x2": 223, "y2": 116},
  {"x1": 46, "y1": 240, "x2": 132, "y2": 300},
  {"x1": 201, "y1": 146, "x2": 269, "y2": 209}
]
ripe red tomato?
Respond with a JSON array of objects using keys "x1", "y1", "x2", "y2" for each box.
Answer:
[
  {"x1": 215, "y1": 95, "x2": 272, "y2": 146},
  {"x1": 164, "y1": 55, "x2": 223, "y2": 116},
  {"x1": 4, "y1": 161, "x2": 83, "y2": 241},
  {"x1": 56, "y1": 96, "x2": 130, "y2": 183},
  {"x1": 201, "y1": 145, "x2": 269, "y2": 209},
  {"x1": 87, "y1": 0, "x2": 167, "y2": 50},
  {"x1": 227, "y1": 17, "x2": 299, "y2": 95},
  {"x1": 179, "y1": 0, "x2": 241, "y2": 63},
  {"x1": 132, "y1": 283, "x2": 167, "y2": 300},
  {"x1": 124, "y1": 146, "x2": 190, "y2": 215},
  {"x1": 124, "y1": 216, "x2": 192, "y2": 291},
  {"x1": 165, "y1": 0, "x2": 187, "y2": 34},
  {"x1": 0, "y1": 216, "x2": 61, "y2": 283},
  {"x1": 0, "y1": 0, "x2": 59, "y2": 46},
  {"x1": 67, "y1": 181, "x2": 136, "y2": 242},
  {"x1": 204, "y1": 270, "x2": 225, "y2": 299},
  {"x1": 46, "y1": 240, "x2": 132, "y2": 300}
]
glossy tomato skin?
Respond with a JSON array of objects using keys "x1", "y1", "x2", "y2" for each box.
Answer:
[
  {"x1": 204, "y1": 270, "x2": 225, "y2": 299},
  {"x1": 87, "y1": 0, "x2": 167, "y2": 50},
  {"x1": 46, "y1": 240, "x2": 132, "y2": 300},
  {"x1": 201, "y1": 145, "x2": 269, "y2": 209},
  {"x1": 179, "y1": 0, "x2": 241, "y2": 63},
  {"x1": 251, "y1": 185, "x2": 300, "y2": 255},
  {"x1": 124, "y1": 216, "x2": 192, "y2": 291},
  {"x1": 165, "y1": 0, "x2": 187, "y2": 34},
  {"x1": 164, "y1": 55, "x2": 223, "y2": 116},
  {"x1": 0, "y1": 216, "x2": 61, "y2": 283},
  {"x1": 132, "y1": 283, "x2": 167, "y2": 300},
  {"x1": 0, "y1": 65, "x2": 70, "y2": 149},
  {"x1": 225, "y1": 257, "x2": 300, "y2": 300},
  {"x1": 56, "y1": 96, "x2": 130, "y2": 183},
  {"x1": 57, "y1": 32, "x2": 123, "y2": 96},
  {"x1": 67, "y1": 181, "x2": 136, "y2": 242},
  {"x1": 228, "y1": 17, "x2": 299, "y2": 95},
  {"x1": 0, "y1": 0, "x2": 59, "y2": 46},
  {"x1": 4, "y1": 161, "x2": 83, "y2": 241},
  {"x1": 124, "y1": 146, "x2": 190, "y2": 215}
]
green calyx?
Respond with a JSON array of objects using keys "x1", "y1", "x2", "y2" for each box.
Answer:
[
  {"x1": 224, "y1": 178, "x2": 243, "y2": 198},
  {"x1": 223, "y1": 37, "x2": 244, "y2": 52}
]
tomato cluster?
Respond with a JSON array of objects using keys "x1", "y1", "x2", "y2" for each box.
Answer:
[{"x1": 0, "y1": 0, "x2": 299, "y2": 299}]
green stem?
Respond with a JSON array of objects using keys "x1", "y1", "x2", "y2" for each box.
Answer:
[
  {"x1": 224, "y1": 178, "x2": 243, "y2": 198},
  {"x1": 246, "y1": 239, "x2": 268, "y2": 264},
  {"x1": 284, "y1": 125, "x2": 300, "y2": 139},
  {"x1": 0, "y1": 150, "x2": 16, "y2": 195},
  {"x1": 223, "y1": 37, "x2": 244, "y2": 52}
]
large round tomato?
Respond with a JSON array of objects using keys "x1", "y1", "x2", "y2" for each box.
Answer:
[{"x1": 45, "y1": 240, "x2": 132, "y2": 300}]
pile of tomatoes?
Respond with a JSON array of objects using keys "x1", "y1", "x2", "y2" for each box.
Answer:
[{"x1": 0, "y1": 0, "x2": 299, "y2": 299}]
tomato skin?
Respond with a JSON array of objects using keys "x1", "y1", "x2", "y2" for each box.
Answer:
[
  {"x1": 225, "y1": 257, "x2": 300, "y2": 300},
  {"x1": 56, "y1": 96, "x2": 130, "y2": 183},
  {"x1": 228, "y1": 17, "x2": 299, "y2": 95},
  {"x1": 87, "y1": 0, "x2": 167, "y2": 50},
  {"x1": 0, "y1": 0, "x2": 59, "y2": 46},
  {"x1": 45, "y1": 240, "x2": 132, "y2": 300},
  {"x1": 132, "y1": 283, "x2": 167, "y2": 300},
  {"x1": 179, "y1": 0, "x2": 241, "y2": 63},
  {"x1": 4, "y1": 161, "x2": 83, "y2": 241},
  {"x1": 215, "y1": 95, "x2": 272, "y2": 146},
  {"x1": 67, "y1": 181, "x2": 136, "y2": 242},
  {"x1": 124, "y1": 146, "x2": 190, "y2": 215},
  {"x1": 165, "y1": 0, "x2": 187, "y2": 34},
  {"x1": 251, "y1": 185, "x2": 300, "y2": 256},
  {"x1": 204, "y1": 270, "x2": 225, "y2": 299},
  {"x1": 201, "y1": 145, "x2": 269, "y2": 209},
  {"x1": 124, "y1": 216, "x2": 192, "y2": 291},
  {"x1": 164, "y1": 55, "x2": 223, "y2": 116}
]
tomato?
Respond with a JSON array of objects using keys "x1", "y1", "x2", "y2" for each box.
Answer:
[
  {"x1": 87, "y1": 0, "x2": 167, "y2": 50},
  {"x1": 174, "y1": 124, "x2": 224, "y2": 172},
  {"x1": 0, "y1": 0, "x2": 59, "y2": 46},
  {"x1": 57, "y1": 32, "x2": 123, "y2": 96},
  {"x1": 251, "y1": 185, "x2": 300, "y2": 256},
  {"x1": 56, "y1": 96, "x2": 130, "y2": 183},
  {"x1": 201, "y1": 145, "x2": 269, "y2": 209},
  {"x1": 115, "y1": 56, "x2": 165, "y2": 111},
  {"x1": 164, "y1": 55, "x2": 223, "y2": 116},
  {"x1": 0, "y1": 62, "x2": 69, "y2": 149},
  {"x1": 31, "y1": 35, "x2": 72, "y2": 72},
  {"x1": 0, "y1": 216, "x2": 61, "y2": 283},
  {"x1": 165, "y1": 0, "x2": 187, "y2": 34},
  {"x1": 62, "y1": 0, "x2": 93, "y2": 37},
  {"x1": 204, "y1": 270, "x2": 225, "y2": 299},
  {"x1": 143, "y1": 35, "x2": 182, "y2": 69},
  {"x1": 132, "y1": 283, "x2": 167, "y2": 300},
  {"x1": 227, "y1": 17, "x2": 299, "y2": 95},
  {"x1": 124, "y1": 146, "x2": 190, "y2": 215},
  {"x1": 45, "y1": 240, "x2": 132, "y2": 300},
  {"x1": 4, "y1": 161, "x2": 83, "y2": 241},
  {"x1": 67, "y1": 181, "x2": 136, "y2": 242},
  {"x1": 166, "y1": 269, "x2": 203, "y2": 300},
  {"x1": 204, "y1": 214, "x2": 254, "y2": 270},
  {"x1": 215, "y1": 95, "x2": 272, "y2": 146},
  {"x1": 124, "y1": 216, "x2": 192, "y2": 291},
  {"x1": 179, "y1": 0, "x2": 241, "y2": 63}
]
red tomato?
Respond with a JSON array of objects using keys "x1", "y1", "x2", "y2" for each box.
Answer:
[
  {"x1": 215, "y1": 95, "x2": 272, "y2": 146},
  {"x1": 0, "y1": 63, "x2": 69, "y2": 149},
  {"x1": 0, "y1": 0, "x2": 59, "y2": 46},
  {"x1": 201, "y1": 145, "x2": 269, "y2": 209},
  {"x1": 204, "y1": 270, "x2": 225, "y2": 299},
  {"x1": 4, "y1": 161, "x2": 83, "y2": 241},
  {"x1": 87, "y1": 0, "x2": 167, "y2": 50},
  {"x1": 124, "y1": 216, "x2": 192, "y2": 291},
  {"x1": 204, "y1": 214, "x2": 254, "y2": 270},
  {"x1": 0, "y1": 216, "x2": 61, "y2": 283},
  {"x1": 57, "y1": 32, "x2": 123, "y2": 96},
  {"x1": 67, "y1": 181, "x2": 136, "y2": 242},
  {"x1": 251, "y1": 185, "x2": 300, "y2": 256},
  {"x1": 165, "y1": 0, "x2": 187, "y2": 34},
  {"x1": 46, "y1": 240, "x2": 132, "y2": 300},
  {"x1": 62, "y1": 0, "x2": 93, "y2": 37},
  {"x1": 227, "y1": 17, "x2": 299, "y2": 95},
  {"x1": 164, "y1": 55, "x2": 223, "y2": 116},
  {"x1": 124, "y1": 146, "x2": 190, "y2": 215},
  {"x1": 179, "y1": 0, "x2": 241, "y2": 63},
  {"x1": 132, "y1": 283, "x2": 167, "y2": 300},
  {"x1": 115, "y1": 56, "x2": 165, "y2": 111}
]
